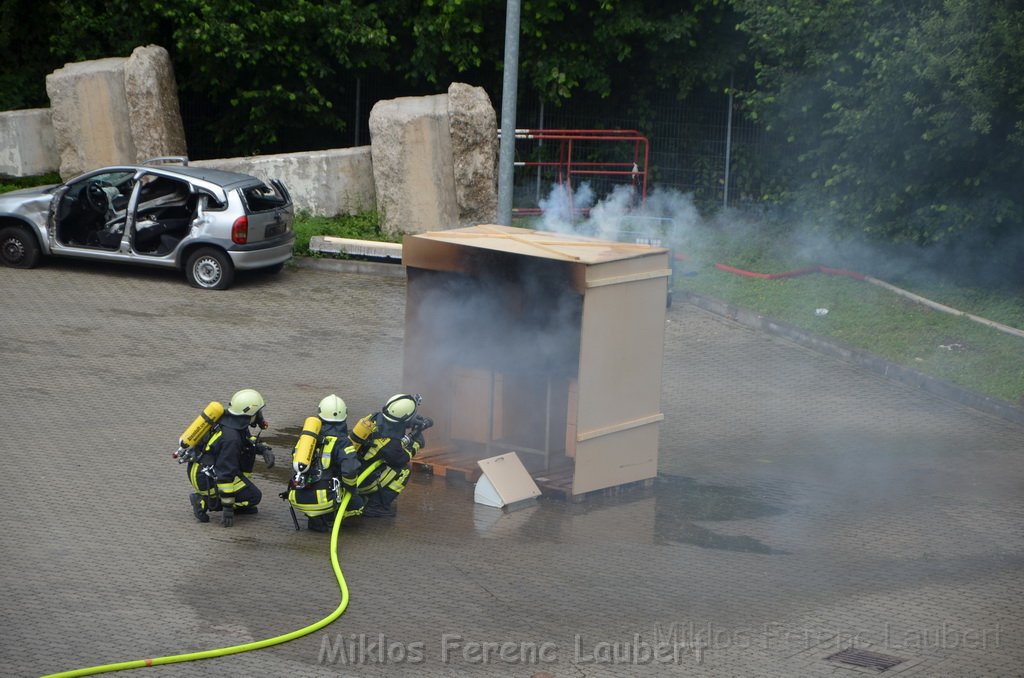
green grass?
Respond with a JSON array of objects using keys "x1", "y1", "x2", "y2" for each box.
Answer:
[
  {"x1": 0, "y1": 172, "x2": 60, "y2": 192},
  {"x1": 291, "y1": 211, "x2": 396, "y2": 257},
  {"x1": 675, "y1": 227, "x2": 1024, "y2": 405}
]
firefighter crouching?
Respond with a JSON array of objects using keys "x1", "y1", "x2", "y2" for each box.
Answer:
[
  {"x1": 347, "y1": 393, "x2": 433, "y2": 517},
  {"x1": 286, "y1": 394, "x2": 365, "y2": 532},
  {"x1": 179, "y1": 388, "x2": 275, "y2": 527}
]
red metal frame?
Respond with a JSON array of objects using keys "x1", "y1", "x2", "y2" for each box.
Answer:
[{"x1": 506, "y1": 129, "x2": 650, "y2": 218}]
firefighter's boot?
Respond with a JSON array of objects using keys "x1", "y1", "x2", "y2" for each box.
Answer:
[
  {"x1": 307, "y1": 515, "x2": 333, "y2": 532},
  {"x1": 189, "y1": 493, "x2": 210, "y2": 523},
  {"x1": 362, "y1": 495, "x2": 396, "y2": 517}
]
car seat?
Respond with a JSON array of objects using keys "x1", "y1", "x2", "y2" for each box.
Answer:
[{"x1": 95, "y1": 222, "x2": 124, "y2": 248}]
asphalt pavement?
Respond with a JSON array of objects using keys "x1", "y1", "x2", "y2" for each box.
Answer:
[{"x1": 1, "y1": 257, "x2": 1022, "y2": 678}]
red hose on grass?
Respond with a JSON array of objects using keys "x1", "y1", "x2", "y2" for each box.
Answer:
[{"x1": 713, "y1": 263, "x2": 864, "y2": 281}]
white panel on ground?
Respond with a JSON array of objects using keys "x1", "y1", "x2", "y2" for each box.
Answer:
[
  {"x1": 474, "y1": 473, "x2": 503, "y2": 508},
  {"x1": 474, "y1": 452, "x2": 542, "y2": 508}
]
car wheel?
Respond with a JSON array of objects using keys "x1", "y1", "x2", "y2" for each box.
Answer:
[
  {"x1": 0, "y1": 225, "x2": 41, "y2": 269},
  {"x1": 185, "y1": 247, "x2": 235, "y2": 290}
]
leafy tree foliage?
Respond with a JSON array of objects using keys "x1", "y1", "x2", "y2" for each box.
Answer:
[
  {"x1": 17, "y1": 0, "x2": 736, "y2": 157},
  {"x1": 733, "y1": 0, "x2": 1024, "y2": 251},
  {"x1": 0, "y1": 0, "x2": 61, "y2": 109},
  {"x1": 384, "y1": 0, "x2": 736, "y2": 108},
  {"x1": 49, "y1": 0, "x2": 391, "y2": 155}
]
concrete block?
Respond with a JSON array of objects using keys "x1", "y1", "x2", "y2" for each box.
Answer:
[
  {"x1": 369, "y1": 93, "x2": 459, "y2": 236},
  {"x1": 194, "y1": 147, "x2": 375, "y2": 217},
  {"x1": 0, "y1": 108, "x2": 58, "y2": 177},
  {"x1": 46, "y1": 56, "x2": 135, "y2": 179},
  {"x1": 448, "y1": 83, "x2": 497, "y2": 226},
  {"x1": 45, "y1": 44, "x2": 185, "y2": 180},
  {"x1": 124, "y1": 45, "x2": 187, "y2": 162}
]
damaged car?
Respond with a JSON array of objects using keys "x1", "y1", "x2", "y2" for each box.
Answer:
[{"x1": 0, "y1": 158, "x2": 294, "y2": 290}]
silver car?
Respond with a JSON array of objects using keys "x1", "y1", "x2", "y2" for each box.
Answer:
[{"x1": 0, "y1": 158, "x2": 294, "y2": 290}]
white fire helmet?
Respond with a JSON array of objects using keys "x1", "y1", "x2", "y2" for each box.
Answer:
[
  {"x1": 382, "y1": 393, "x2": 419, "y2": 423},
  {"x1": 318, "y1": 394, "x2": 347, "y2": 422},
  {"x1": 227, "y1": 388, "x2": 266, "y2": 419}
]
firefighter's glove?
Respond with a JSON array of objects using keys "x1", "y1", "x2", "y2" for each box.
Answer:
[
  {"x1": 221, "y1": 498, "x2": 235, "y2": 528},
  {"x1": 410, "y1": 414, "x2": 434, "y2": 432},
  {"x1": 258, "y1": 444, "x2": 275, "y2": 468}
]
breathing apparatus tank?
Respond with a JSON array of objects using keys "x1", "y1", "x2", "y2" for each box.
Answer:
[
  {"x1": 292, "y1": 416, "x2": 323, "y2": 482},
  {"x1": 173, "y1": 401, "x2": 225, "y2": 461}
]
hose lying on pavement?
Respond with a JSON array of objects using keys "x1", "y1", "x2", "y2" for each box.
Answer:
[
  {"x1": 712, "y1": 262, "x2": 1024, "y2": 340},
  {"x1": 42, "y1": 461, "x2": 383, "y2": 678}
]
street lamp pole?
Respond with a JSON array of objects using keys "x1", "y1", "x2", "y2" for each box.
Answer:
[{"x1": 496, "y1": 0, "x2": 522, "y2": 225}]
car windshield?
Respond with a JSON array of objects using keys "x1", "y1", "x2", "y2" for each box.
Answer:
[{"x1": 72, "y1": 170, "x2": 135, "y2": 191}]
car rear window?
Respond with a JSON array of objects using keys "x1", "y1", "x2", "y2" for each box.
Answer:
[{"x1": 241, "y1": 183, "x2": 287, "y2": 212}]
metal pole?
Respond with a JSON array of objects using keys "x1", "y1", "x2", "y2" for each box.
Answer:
[
  {"x1": 534, "y1": 98, "x2": 544, "y2": 204},
  {"x1": 497, "y1": 0, "x2": 522, "y2": 225},
  {"x1": 723, "y1": 73, "x2": 734, "y2": 210}
]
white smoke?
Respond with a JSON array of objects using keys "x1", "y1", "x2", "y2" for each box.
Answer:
[
  {"x1": 535, "y1": 181, "x2": 705, "y2": 255},
  {"x1": 538, "y1": 181, "x2": 596, "y2": 233}
]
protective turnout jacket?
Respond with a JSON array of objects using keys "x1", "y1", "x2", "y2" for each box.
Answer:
[
  {"x1": 201, "y1": 412, "x2": 255, "y2": 498},
  {"x1": 288, "y1": 419, "x2": 363, "y2": 519},
  {"x1": 312, "y1": 420, "x2": 360, "y2": 486},
  {"x1": 347, "y1": 412, "x2": 422, "y2": 469},
  {"x1": 346, "y1": 413, "x2": 424, "y2": 511}
]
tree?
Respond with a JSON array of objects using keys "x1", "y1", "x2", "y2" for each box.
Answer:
[
  {"x1": 50, "y1": 0, "x2": 391, "y2": 156},
  {"x1": 0, "y1": 0, "x2": 62, "y2": 109},
  {"x1": 732, "y1": 0, "x2": 1024, "y2": 253},
  {"x1": 384, "y1": 0, "x2": 737, "y2": 108}
]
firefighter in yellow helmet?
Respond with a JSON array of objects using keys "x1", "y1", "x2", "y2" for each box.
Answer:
[
  {"x1": 285, "y1": 394, "x2": 364, "y2": 532},
  {"x1": 186, "y1": 388, "x2": 275, "y2": 527},
  {"x1": 346, "y1": 393, "x2": 433, "y2": 517}
]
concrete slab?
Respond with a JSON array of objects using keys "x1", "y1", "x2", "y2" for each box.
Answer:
[{"x1": 1, "y1": 258, "x2": 1021, "y2": 677}]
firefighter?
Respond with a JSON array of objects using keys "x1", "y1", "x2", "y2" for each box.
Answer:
[
  {"x1": 347, "y1": 393, "x2": 432, "y2": 517},
  {"x1": 187, "y1": 388, "x2": 275, "y2": 527},
  {"x1": 287, "y1": 394, "x2": 365, "y2": 532}
]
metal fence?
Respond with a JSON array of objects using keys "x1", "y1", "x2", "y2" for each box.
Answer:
[
  {"x1": 180, "y1": 80, "x2": 771, "y2": 214},
  {"x1": 513, "y1": 89, "x2": 771, "y2": 213}
]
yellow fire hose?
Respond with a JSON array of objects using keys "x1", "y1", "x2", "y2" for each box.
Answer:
[{"x1": 42, "y1": 461, "x2": 383, "y2": 678}]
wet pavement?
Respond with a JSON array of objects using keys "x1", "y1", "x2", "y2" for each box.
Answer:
[{"x1": 1, "y1": 258, "x2": 1022, "y2": 677}]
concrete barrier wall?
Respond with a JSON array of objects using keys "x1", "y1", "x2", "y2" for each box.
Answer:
[
  {"x1": 0, "y1": 109, "x2": 59, "y2": 177},
  {"x1": 1, "y1": 53, "x2": 489, "y2": 222},
  {"x1": 0, "y1": 105, "x2": 375, "y2": 215},
  {"x1": 193, "y1": 147, "x2": 375, "y2": 217}
]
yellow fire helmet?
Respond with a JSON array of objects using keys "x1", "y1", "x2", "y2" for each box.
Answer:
[
  {"x1": 228, "y1": 388, "x2": 266, "y2": 417},
  {"x1": 318, "y1": 394, "x2": 347, "y2": 422}
]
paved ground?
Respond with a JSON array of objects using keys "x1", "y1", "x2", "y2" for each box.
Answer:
[{"x1": 1, "y1": 258, "x2": 1022, "y2": 678}]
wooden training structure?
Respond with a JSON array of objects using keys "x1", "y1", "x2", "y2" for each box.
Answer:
[{"x1": 402, "y1": 224, "x2": 670, "y2": 500}]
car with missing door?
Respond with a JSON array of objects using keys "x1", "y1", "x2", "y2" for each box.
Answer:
[{"x1": 0, "y1": 158, "x2": 294, "y2": 289}]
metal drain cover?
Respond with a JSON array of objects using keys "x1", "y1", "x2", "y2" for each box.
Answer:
[{"x1": 827, "y1": 648, "x2": 905, "y2": 671}]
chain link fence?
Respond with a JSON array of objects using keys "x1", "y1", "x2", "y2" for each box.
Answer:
[
  {"x1": 514, "y1": 89, "x2": 770, "y2": 214},
  {"x1": 181, "y1": 81, "x2": 772, "y2": 215}
]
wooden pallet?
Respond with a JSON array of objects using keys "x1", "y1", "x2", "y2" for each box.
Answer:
[{"x1": 410, "y1": 448, "x2": 482, "y2": 483}]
